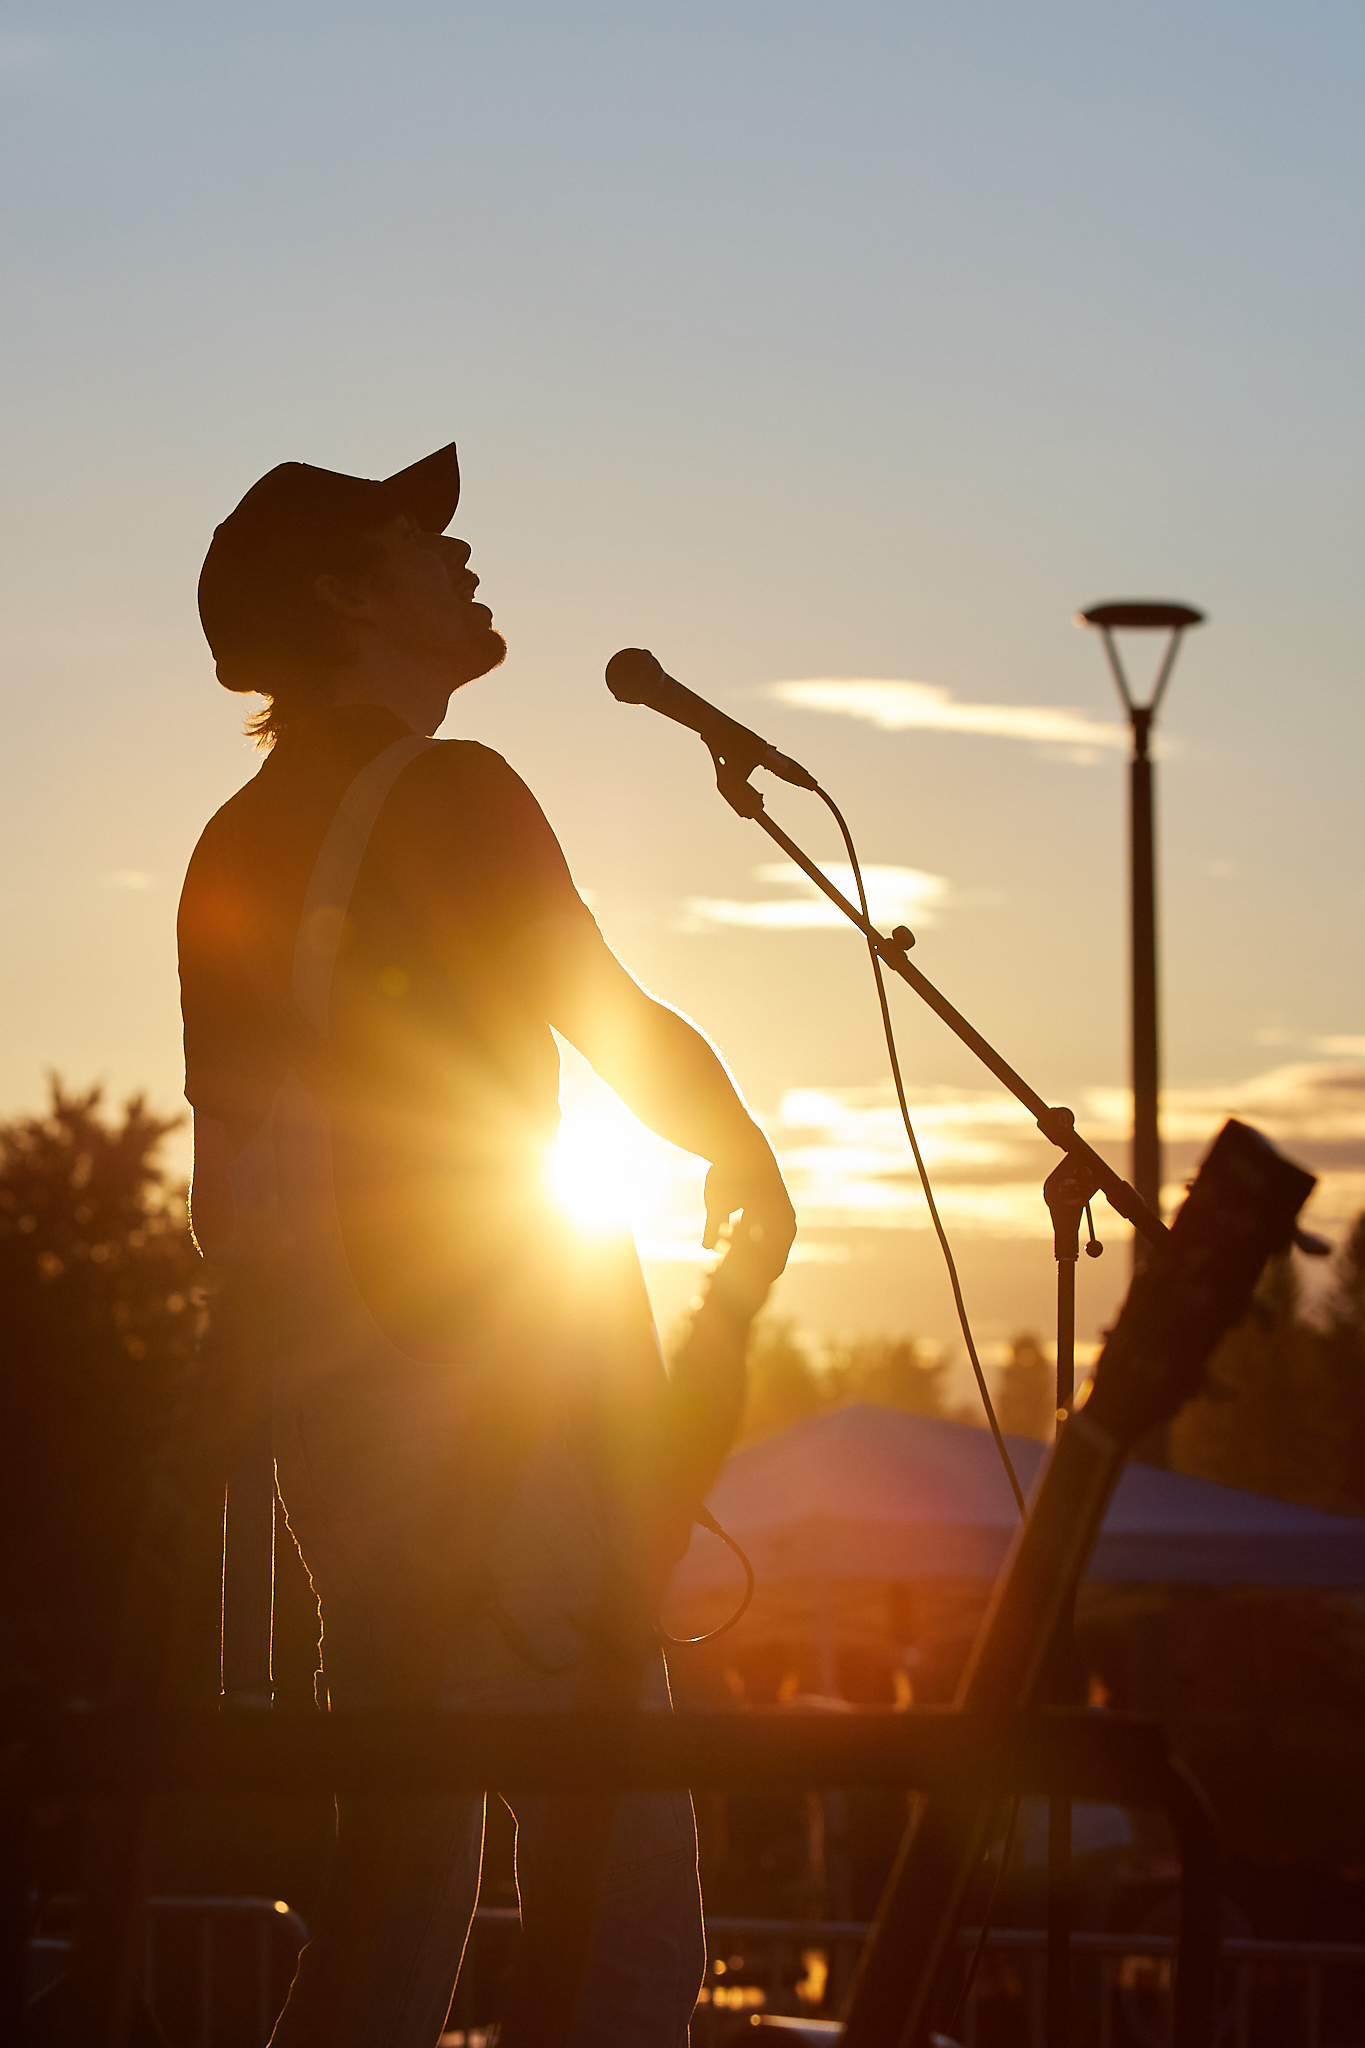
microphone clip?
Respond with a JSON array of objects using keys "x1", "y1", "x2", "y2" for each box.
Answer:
[{"x1": 709, "y1": 750, "x2": 766, "y2": 821}]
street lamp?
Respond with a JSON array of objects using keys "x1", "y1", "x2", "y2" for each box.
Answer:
[{"x1": 1075, "y1": 600, "x2": 1205, "y2": 1276}]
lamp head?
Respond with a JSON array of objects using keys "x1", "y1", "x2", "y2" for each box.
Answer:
[
  {"x1": 1075, "y1": 601, "x2": 1205, "y2": 632},
  {"x1": 1075, "y1": 599, "x2": 1205, "y2": 720}
]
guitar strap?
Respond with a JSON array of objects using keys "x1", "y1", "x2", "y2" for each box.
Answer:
[{"x1": 219, "y1": 734, "x2": 438, "y2": 1707}]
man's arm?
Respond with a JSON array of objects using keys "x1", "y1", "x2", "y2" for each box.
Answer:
[
  {"x1": 189, "y1": 1112, "x2": 238, "y2": 1260},
  {"x1": 188, "y1": 1109, "x2": 279, "y2": 1264},
  {"x1": 530, "y1": 915, "x2": 796, "y2": 1271}
]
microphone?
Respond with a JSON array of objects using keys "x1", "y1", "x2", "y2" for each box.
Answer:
[{"x1": 605, "y1": 648, "x2": 818, "y2": 791}]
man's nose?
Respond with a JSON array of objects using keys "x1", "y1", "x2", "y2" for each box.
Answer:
[{"x1": 443, "y1": 536, "x2": 472, "y2": 569}]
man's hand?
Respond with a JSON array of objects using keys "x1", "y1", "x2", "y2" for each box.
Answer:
[
  {"x1": 702, "y1": 1143, "x2": 796, "y2": 1285},
  {"x1": 540, "y1": 920, "x2": 797, "y2": 1280}
]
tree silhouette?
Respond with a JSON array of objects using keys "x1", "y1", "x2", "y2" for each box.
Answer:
[
  {"x1": 993, "y1": 1330, "x2": 1055, "y2": 1441},
  {"x1": 739, "y1": 1318, "x2": 826, "y2": 1443},
  {"x1": 0, "y1": 1080, "x2": 204, "y2": 1703},
  {"x1": 725, "y1": 1321, "x2": 948, "y2": 1444},
  {"x1": 1169, "y1": 1241, "x2": 1363, "y2": 1514},
  {"x1": 831, "y1": 1335, "x2": 947, "y2": 1419},
  {"x1": 1319, "y1": 1211, "x2": 1365, "y2": 1513}
]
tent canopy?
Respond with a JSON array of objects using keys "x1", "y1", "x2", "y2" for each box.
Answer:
[{"x1": 670, "y1": 1405, "x2": 1365, "y2": 1594}]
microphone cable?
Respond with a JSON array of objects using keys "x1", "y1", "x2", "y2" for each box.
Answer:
[
  {"x1": 658, "y1": 1506, "x2": 756, "y2": 1647},
  {"x1": 815, "y1": 785, "x2": 1027, "y2": 1519}
]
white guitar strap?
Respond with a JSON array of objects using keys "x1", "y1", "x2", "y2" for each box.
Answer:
[
  {"x1": 224, "y1": 734, "x2": 438, "y2": 1238},
  {"x1": 220, "y1": 733, "x2": 438, "y2": 1706},
  {"x1": 292, "y1": 733, "x2": 438, "y2": 1032}
]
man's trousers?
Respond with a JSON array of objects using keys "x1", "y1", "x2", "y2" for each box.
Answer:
[{"x1": 266, "y1": 1376, "x2": 705, "y2": 2048}]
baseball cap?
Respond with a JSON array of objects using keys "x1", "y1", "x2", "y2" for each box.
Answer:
[{"x1": 198, "y1": 442, "x2": 461, "y2": 692}]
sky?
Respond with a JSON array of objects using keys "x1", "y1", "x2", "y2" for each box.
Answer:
[{"x1": 2, "y1": 2, "x2": 1362, "y2": 1392}]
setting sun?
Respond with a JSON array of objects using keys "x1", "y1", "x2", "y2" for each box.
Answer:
[{"x1": 548, "y1": 1092, "x2": 671, "y2": 1235}]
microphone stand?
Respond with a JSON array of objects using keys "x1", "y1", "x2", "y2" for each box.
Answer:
[{"x1": 708, "y1": 749, "x2": 1164, "y2": 2047}]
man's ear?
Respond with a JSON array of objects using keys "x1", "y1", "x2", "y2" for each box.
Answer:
[{"x1": 313, "y1": 567, "x2": 374, "y2": 625}]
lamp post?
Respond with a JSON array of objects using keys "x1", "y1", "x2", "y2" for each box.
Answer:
[{"x1": 1075, "y1": 601, "x2": 1205, "y2": 1279}]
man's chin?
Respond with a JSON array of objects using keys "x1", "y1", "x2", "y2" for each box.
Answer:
[{"x1": 452, "y1": 625, "x2": 508, "y2": 689}]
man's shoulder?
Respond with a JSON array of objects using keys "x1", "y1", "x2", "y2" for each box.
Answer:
[
  {"x1": 181, "y1": 760, "x2": 273, "y2": 884},
  {"x1": 405, "y1": 735, "x2": 519, "y2": 789},
  {"x1": 397, "y1": 737, "x2": 550, "y2": 829},
  {"x1": 377, "y1": 738, "x2": 583, "y2": 910}
]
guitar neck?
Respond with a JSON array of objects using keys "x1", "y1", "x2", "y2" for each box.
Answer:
[{"x1": 842, "y1": 1116, "x2": 1316, "y2": 2048}]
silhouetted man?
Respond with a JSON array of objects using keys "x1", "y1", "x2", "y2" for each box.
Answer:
[{"x1": 179, "y1": 442, "x2": 794, "y2": 2047}]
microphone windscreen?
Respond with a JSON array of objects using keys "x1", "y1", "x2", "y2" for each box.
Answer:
[{"x1": 605, "y1": 647, "x2": 665, "y2": 705}]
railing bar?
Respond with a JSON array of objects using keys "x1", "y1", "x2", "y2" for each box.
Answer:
[
  {"x1": 1220, "y1": 1937, "x2": 1365, "y2": 1964},
  {"x1": 963, "y1": 1926, "x2": 1365, "y2": 1965},
  {"x1": 33, "y1": 1898, "x2": 1365, "y2": 2044},
  {"x1": 257, "y1": 1912, "x2": 270, "y2": 2045},
  {"x1": 700, "y1": 1915, "x2": 871, "y2": 1939},
  {"x1": 200, "y1": 1915, "x2": 213, "y2": 2048},
  {"x1": 1236, "y1": 1957, "x2": 1250, "y2": 2048},
  {"x1": 98, "y1": 1897, "x2": 1365, "y2": 1968},
  {"x1": 1099, "y1": 1953, "x2": 1112, "y2": 2048}
]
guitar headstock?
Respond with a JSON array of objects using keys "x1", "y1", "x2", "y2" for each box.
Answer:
[{"x1": 1084, "y1": 1120, "x2": 1316, "y2": 1450}]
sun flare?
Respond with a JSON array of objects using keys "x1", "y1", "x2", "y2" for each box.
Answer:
[{"x1": 548, "y1": 1097, "x2": 670, "y2": 1235}]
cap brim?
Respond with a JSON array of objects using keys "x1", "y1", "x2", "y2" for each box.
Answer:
[{"x1": 379, "y1": 443, "x2": 461, "y2": 531}]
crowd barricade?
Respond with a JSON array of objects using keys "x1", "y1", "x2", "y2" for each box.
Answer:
[{"x1": 6, "y1": 1705, "x2": 1224, "y2": 2045}]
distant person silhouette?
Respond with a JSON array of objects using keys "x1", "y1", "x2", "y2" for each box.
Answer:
[{"x1": 179, "y1": 441, "x2": 794, "y2": 2047}]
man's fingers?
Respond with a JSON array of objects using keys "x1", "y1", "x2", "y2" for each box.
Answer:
[
  {"x1": 723, "y1": 1201, "x2": 796, "y2": 1290},
  {"x1": 702, "y1": 1160, "x2": 797, "y2": 1272},
  {"x1": 702, "y1": 1165, "x2": 739, "y2": 1251},
  {"x1": 702, "y1": 1170, "x2": 733, "y2": 1250}
]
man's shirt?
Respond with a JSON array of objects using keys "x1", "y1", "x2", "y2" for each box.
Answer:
[{"x1": 178, "y1": 704, "x2": 598, "y2": 1358}]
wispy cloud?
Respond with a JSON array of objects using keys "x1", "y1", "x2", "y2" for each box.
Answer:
[
  {"x1": 769, "y1": 678, "x2": 1128, "y2": 758},
  {"x1": 766, "y1": 1060, "x2": 1365, "y2": 1244},
  {"x1": 683, "y1": 862, "x2": 947, "y2": 932}
]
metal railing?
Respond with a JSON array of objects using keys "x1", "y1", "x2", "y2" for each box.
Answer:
[
  {"x1": 28, "y1": 1902, "x2": 1363, "y2": 2048},
  {"x1": 682, "y1": 1919, "x2": 1365, "y2": 2048},
  {"x1": 28, "y1": 1896, "x2": 309, "y2": 2048},
  {"x1": 5, "y1": 1704, "x2": 1222, "y2": 2046}
]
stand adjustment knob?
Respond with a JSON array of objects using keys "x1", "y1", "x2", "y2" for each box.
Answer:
[
  {"x1": 891, "y1": 925, "x2": 916, "y2": 952},
  {"x1": 1084, "y1": 1199, "x2": 1103, "y2": 1258}
]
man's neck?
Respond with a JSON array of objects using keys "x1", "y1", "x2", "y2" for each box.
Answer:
[{"x1": 325, "y1": 644, "x2": 452, "y2": 737}]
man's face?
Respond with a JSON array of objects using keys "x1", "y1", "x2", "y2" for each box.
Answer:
[{"x1": 351, "y1": 511, "x2": 507, "y2": 689}]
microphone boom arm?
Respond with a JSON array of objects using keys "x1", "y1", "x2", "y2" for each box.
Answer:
[{"x1": 709, "y1": 751, "x2": 1168, "y2": 1250}]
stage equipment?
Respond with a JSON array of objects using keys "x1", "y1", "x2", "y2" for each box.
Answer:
[
  {"x1": 603, "y1": 644, "x2": 1171, "y2": 1326},
  {"x1": 1074, "y1": 601, "x2": 1204, "y2": 1278},
  {"x1": 841, "y1": 1117, "x2": 1314, "y2": 2048},
  {"x1": 604, "y1": 641, "x2": 1172, "y2": 1508},
  {"x1": 604, "y1": 647, "x2": 1320, "y2": 2047}
]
